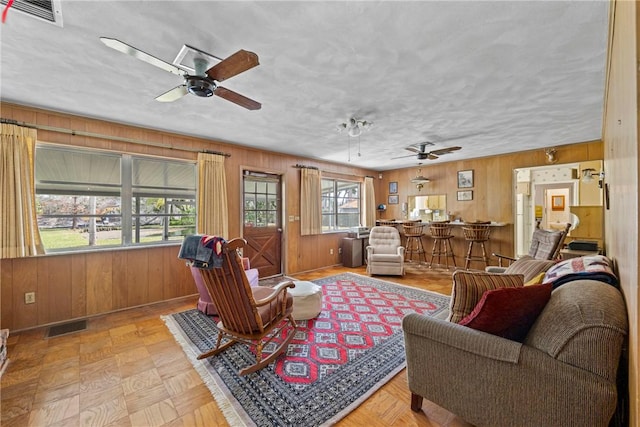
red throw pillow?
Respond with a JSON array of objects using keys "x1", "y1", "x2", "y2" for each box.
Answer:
[{"x1": 458, "y1": 283, "x2": 552, "y2": 342}]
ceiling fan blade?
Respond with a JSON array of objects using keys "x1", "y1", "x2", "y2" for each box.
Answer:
[
  {"x1": 405, "y1": 146, "x2": 420, "y2": 153},
  {"x1": 391, "y1": 153, "x2": 418, "y2": 160},
  {"x1": 429, "y1": 146, "x2": 462, "y2": 156},
  {"x1": 206, "y1": 50, "x2": 259, "y2": 82},
  {"x1": 427, "y1": 153, "x2": 439, "y2": 160},
  {"x1": 155, "y1": 85, "x2": 189, "y2": 102},
  {"x1": 100, "y1": 37, "x2": 187, "y2": 76},
  {"x1": 425, "y1": 132, "x2": 482, "y2": 143},
  {"x1": 214, "y1": 86, "x2": 261, "y2": 110}
]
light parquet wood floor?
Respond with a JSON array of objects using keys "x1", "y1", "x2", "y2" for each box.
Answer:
[{"x1": 1, "y1": 263, "x2": 474, "y2": 427}]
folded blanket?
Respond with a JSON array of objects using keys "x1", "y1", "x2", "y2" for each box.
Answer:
[
  {"x1": 543, "y1": 255, "x2": 618, "y2": 289},
  {"x1": 178, "y1": 235, "x2": 226, "y2": 269}
]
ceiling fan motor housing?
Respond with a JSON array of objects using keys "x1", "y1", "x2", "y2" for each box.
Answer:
[{"x1": 186, "y1": 76, "x2": 216, "y2": 97}]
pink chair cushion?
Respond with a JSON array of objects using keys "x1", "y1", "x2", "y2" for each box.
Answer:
[{"x1": 191, "y1": 257, "x2": 259, "y2": 315}]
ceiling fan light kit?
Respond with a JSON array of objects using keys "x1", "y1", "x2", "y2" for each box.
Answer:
[{"x1": 411, "y1": 167, "x2": 430, "y2": 191}]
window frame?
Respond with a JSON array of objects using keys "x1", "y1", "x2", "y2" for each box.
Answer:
[
  {"x1": 321, "y1": 177, "x2": 362, "y2": 233},
  {"x1": 35, "y1": 144, "x2": 197, "y2": 253}
]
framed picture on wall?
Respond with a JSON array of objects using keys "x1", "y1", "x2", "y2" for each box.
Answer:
[
  {"x1": 551, "y1": 195, "x2": 565, "y2": 211},
  {"x1": 388, "y1": 194, "x2": 399, "y2": 204},
  {"x1": 389, "y1": 181, "x2": 398, "y2": 194},
  {"x1": 457, "y1": 190, "x2": 473, "y2": 201},
  {"x1": 458, "y1": 170, "x2": 474, "y2": 188}
]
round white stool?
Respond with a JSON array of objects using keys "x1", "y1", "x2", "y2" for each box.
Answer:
[{"x1": 289, "y1": 281, "x2": 323, "y2": 320}]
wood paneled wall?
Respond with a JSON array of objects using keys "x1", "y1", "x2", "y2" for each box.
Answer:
[
  {"x1": 603, "y1": 1, "x2": 639, "y2": 425},
  {"x1": 0, "y1": 103, "x2": 604, "y2": 333},
  {"x1": 376, "y1": 140, "x2": 603, "y2": 262},
  {"x1": 0, "y1": 103, "x2": 375, "y2": 330},
  {"x1": 0, "y1": 245, "x2": 192, "y2": 331}
]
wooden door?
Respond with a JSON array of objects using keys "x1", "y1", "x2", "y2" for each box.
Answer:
[{"x1": 242, "y1": 172, "x2": 282, "y2": 278}]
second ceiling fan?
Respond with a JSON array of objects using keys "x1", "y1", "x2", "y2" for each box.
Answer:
[{"x1": 392, "y1": 143, "x2": 461, "y2": 160}]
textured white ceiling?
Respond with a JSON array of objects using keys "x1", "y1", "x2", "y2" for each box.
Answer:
[{"x1": 0, "y1": 1, "x2": 609, "y2": 171}]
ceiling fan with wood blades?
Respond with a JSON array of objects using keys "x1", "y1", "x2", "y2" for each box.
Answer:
[
  {"x1": 392, "y1": 143, "x2": 461, "y2": 160},
  {"x1": 100, "y1": 37, "x2": 261, "y2": 110}
]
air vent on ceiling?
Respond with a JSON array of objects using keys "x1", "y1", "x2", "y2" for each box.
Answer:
[{"x1": 0, "y1": 0, "x2": 63, "y2": 27}]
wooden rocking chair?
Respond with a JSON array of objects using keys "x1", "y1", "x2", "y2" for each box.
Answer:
[{"x1": 194, "y1": 238, "x2": 298, "y2": 376}]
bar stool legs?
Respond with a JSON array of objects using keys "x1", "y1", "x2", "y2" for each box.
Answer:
[
  {"x1": 405, "y1": 234, "x2": 427, "y2": 264},
  {"x1": 462, "y1": 222, "x2": 492, "y2": 270},
  {"x1": 464, "y1": 240, "x2": 489, "y2": 269},
  {"x1": 429, "y1": 236, "x2": 456, "y2": 269}
]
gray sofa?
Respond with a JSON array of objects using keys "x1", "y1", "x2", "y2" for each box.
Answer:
[{"x1": 402, "y1": 279, "x2": 628, "y2": 427}]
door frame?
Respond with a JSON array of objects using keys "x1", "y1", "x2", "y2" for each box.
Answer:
[
  {"x1": 512, "y1": 163, "x2": 579, "y2": 257},
  {"x1": 240, "y1": 166, "x2": 286, "y2": 276}
]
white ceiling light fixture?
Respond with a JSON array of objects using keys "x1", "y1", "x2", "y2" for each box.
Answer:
[
  {"x1": 337, "y1": 117, "x2": 373, "y2": 137},
  {"x1": 337, "y1": 117, "x2": 373, "y2": 162}
]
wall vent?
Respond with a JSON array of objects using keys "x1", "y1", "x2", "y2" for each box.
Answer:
[{"x1": 0, "y1": 0, "x2": 63, "y2": 27}]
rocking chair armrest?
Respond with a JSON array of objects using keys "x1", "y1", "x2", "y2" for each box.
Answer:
[
  {"x1": 492, "y1": 252, "x2": 517, "y2": 267},
  {"x1": 253, "y1": 280, "x2": 295, "y2": 306},
  {"x1": 492, "y1": 253, "x2": 516, "y2": 261}
]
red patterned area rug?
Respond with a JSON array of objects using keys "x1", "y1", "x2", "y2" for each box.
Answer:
[{"x1": 162, "y1": 272, "x2": 449, "y2": 427}]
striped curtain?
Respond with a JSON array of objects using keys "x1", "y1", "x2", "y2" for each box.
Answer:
[
  {"x1": 197, "y1": 153, "x2": 228, "y2": 238},
  {"x1": 300, "y1": 168, "x2": 322, "y2": 235},
  {"x1": 1, "y1": 124, "x2": 45, "y2": 258}
]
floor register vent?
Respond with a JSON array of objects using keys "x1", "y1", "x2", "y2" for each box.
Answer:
[
  {"x1": 0, "y1": 0, "x2": 63, "y2": 27},
  {"x1": 47, "y1": 320, "x2": 87, "y2": 338}
]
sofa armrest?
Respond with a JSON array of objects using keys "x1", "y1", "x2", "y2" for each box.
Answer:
[{"x1": 402, "y1": 313, "x2": 522, "y2": 363}]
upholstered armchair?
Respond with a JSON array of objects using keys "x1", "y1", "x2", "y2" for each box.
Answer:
[{"x1": 366, "y1": 226, "x2": 405, "y2": 276}]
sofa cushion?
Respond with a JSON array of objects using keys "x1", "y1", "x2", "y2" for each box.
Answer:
[
  {"x1": 459, "y1": 283, "x2": 552, "y2": 342},
  {"x1": 369, "y1": 253, "x2": 403, "y2": 263},
  {"x1": 448, "y1": 271, "x2": 524, "y2": 323},
  {"x1": 503, "y1": 255, "x2": 556, "y2": 282}
]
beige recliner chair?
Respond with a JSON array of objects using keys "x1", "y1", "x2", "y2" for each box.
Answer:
[{"x1": 366, "y1": 226, "x2": 405, "y2": 276}]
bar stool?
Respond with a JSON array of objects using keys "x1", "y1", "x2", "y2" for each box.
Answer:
[
  {"x1": 428, "y1": 221, "x2": 456, "y2": 269},
  {"x1": 402, "y1": 222, "x2": 427, "y2": 264},
  {"x1": 462, "y1": 221, "x2": 492, "y2": 269}
]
